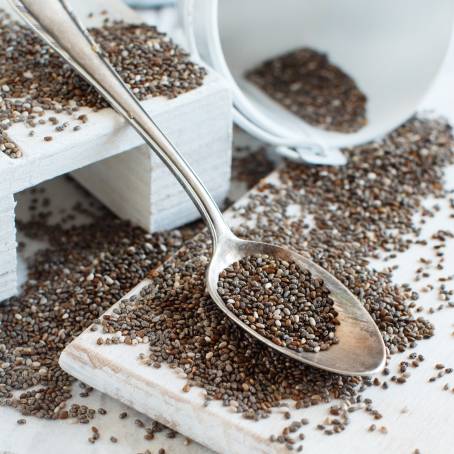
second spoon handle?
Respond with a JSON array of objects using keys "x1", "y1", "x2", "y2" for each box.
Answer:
[{"x1": 10, "y1": 0, "x2": 231, "y2": 245}]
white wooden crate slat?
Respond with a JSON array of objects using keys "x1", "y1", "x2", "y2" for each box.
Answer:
[{"x1": 0, "y1": 195, "x2": 17, "y2": 300}]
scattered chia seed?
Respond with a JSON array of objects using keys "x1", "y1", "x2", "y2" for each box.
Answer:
[
  {"x1": 226, "y1": 146, "x2": 275, "y2": 205},
  {"x1": 2, "y1": 152, "x2": 263, "y2": 444},
  {"x1": 2, "y1": 114, "x2": 453, "y2": 452},
  {"x1": 0, "y1": 183, "x2": 191, "y2": 418},
  {"x1": 95, "y1": 116, "x2": 453, "y2": 451}
]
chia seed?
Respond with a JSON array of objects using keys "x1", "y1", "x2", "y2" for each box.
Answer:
[
  {"x1": 2, "y1": 115, "x2": 453, "y2": 452},
  {"x1": 96, "y1": 116, "x2": 452, "y2": 450}
]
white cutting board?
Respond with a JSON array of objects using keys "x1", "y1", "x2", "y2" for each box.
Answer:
[{"x1": 60, "y1": 164, "x2": 454, "y2": 454}]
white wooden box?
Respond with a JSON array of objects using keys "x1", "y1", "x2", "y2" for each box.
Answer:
[{"x1": 0, "y1": 0, "x2": 232, "y2": 301}]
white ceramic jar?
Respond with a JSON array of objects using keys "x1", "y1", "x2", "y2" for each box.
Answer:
[{"x1": 180, "y1": 0, "x2": 454, "y2": 164}]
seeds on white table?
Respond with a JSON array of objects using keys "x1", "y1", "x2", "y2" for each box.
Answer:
[{"x1": 97, "y1": 117, "x2": 454, "y2": 451}]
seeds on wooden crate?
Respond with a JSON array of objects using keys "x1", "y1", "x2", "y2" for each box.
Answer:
[
  {"x1": 246, "y1": 48, "x2": 367, "y2": 133},
  {"x1": 2, "y1": 113, "x2": 454, "y2": 452},
  {"x1": 218, "y1": 254, "x2": 339, "y2": 352},
  {"x1": 0, "y1": 10, "x2": 206, "y2": 158}
]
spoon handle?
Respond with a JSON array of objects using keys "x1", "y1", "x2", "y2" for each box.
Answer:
[{"x1": 9, "y1": 0, "x2": 231, "y2": 245}]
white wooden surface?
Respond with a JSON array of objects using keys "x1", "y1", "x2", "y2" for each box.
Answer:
[
  {"x1": 0, "y1": 0, "x2": 230, "y2": 196},
  {"x1": 0, "y1": 0, "x2": 232, "y2": 301},
  {"x1": 3, "y1": 137, "x2": 454, "y2": 454},
  {"x1": 59, "y1": 34, "x2": 454, "y2": 453},
  {"x1": 59, "y1": 170, "x2": 454, "y2": 454}
]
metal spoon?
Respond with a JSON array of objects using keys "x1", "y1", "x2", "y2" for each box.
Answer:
[{"x1": 10, "y1": 0, "x2": 386, "y2": 376}]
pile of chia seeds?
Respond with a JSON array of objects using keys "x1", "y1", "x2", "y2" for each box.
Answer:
[
  {"x1": 246, "y1": 47, "x2": 367, "y2": 133},
  {"x1": 1, "y1": 108, "x2": 453, "y2": 452},
  {"x1": 218, "y1": 254, "x2": 339, "y2": 352},
  {"x1": 0, "y1": 204, "x2": 189, "y2": 419},
  {"x1": 0, "y1": 10, "x2": 206, "y2": 158}
]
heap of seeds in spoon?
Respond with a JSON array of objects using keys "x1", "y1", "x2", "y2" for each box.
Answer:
[
  {"x1": 97, "y1": 116, "x2": 453, "y2": 440},
  {"x1": 0, "y1": 10, "x2": 206, "y2": 158},
  {"x1": 247, "y1": 47, "x2": 367, "y2": 133},
  {"x1": 218, "y1": 254, "x2": 339, "y2": 352}
]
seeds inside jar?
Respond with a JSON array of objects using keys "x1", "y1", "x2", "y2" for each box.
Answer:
[{"x1": 246, "y1": 47, "x2": 367, "y2": 133}]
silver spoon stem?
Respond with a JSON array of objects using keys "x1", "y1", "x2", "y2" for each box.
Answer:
[{"x1": 9, "y1": 0, "x2": 231, "y2": 246}]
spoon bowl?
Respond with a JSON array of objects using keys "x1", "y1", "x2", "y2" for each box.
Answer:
[
  {"x1": 207, "y1": 234, "x2": 386, "y2": 376},
  {"x1": 10, "y1": 0, "x2": 386, "y2": 377}
]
